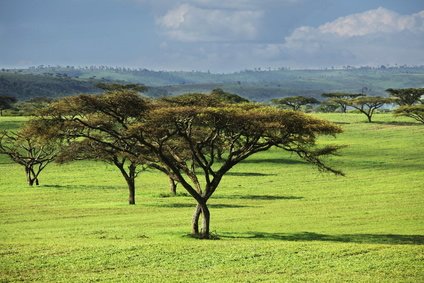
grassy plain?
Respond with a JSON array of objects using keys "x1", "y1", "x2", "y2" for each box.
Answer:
[{"x1": 0, "y1": 114, "x2": 423, "y2": 282}]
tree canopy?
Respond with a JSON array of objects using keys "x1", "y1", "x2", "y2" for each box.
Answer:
[
  {"x1": 393, "y1": 104, "x2": 424, "y2": 123},
  {"x1": 272, "y1": 96, "x2": 320, "y2": 111},
  {"x1": 345, "y1": 96, "x2": 394, "y2": 122},
  {"x1": 386, "y1": 88, "x2": 423, "y2": 106},
  {"x1": 0, "y1": 124, "x2": 60, "y2": 186},
  {"x1": 0, "y1": 96, "x2": 17, "y2": 116},
  {"x1": 321, "y1": 93, "x2": 365, "y2": 113}
]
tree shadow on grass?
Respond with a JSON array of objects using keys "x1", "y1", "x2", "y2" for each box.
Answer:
[
  {"x1": 42, "y1": 184, "x2": 118, "y2": 190},
  {"x1": 214, "y1": 194, "x2": 303, "y2": 200},
  {"x1": 220, "y1": 231, "x2": 424, "y2": 245},
  {"x1": 148, "y1": 203, "x2": 254, "y2": 208},
  {"x1": 371, "y1": 121, "x2": 419, "y2": 126},
  {"x1": 226, "y1": 172, "x2": 276, "y2": 177},
  {"x1": 241, "y1": 158, "x2": 305, "y2": 165}
]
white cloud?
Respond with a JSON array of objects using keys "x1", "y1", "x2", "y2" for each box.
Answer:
[
  {"x1": 279, "y1": 7, "x2": 424, "y2": 67},
  {"x1": 157, "y1": 3, "x2": 263, "y2": 42},
  {"x1": 318, "y1": 7, "x2": 424, "y2": 37}
]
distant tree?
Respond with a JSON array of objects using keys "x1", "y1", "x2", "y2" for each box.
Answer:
[
  {"x1": 137, "y1": 102, "x2": 343, "y2": 238},
  {"x1": 0, "y1": 124, "x2": 60, "y2": 186},
  {"x1": 317, "y1": 100, "x2": 340, "y2": 113},
  {"x1": 210, "y1": 88, "x2": 249, "y2": 103},
  {"x1": 272, "y1": 96, "x2": 320, "y2": 111},
  {"x1": 321, "y1": 93, "x2": 365, "y2": 113},
  {"x1": 0, "y1": 96, "x2": 17, "y2": 116},
  {"x1": 16, "y1": 97, "x2": 54, "y2": 116},
  {"x1": 386, "y1": 88, "x2": 423, "y2": 106},
  {"x1": 96, "y1": 83, "x2": 147, "y2": 93},
  {"x1": 393, "y1": 104, "x2": 424, "y2": 123},
  {"x1": 345, "y1": 96, "x2": 395, "y2": 122}
]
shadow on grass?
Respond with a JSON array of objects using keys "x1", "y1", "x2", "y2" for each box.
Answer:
[
  {"x1": 371, "y1": 121, "x2": 419, "y2": 126},
  {"x1": 220, "y1": 231, "x2": 424, "y2": 245},
  {"x1": 226, "y1": 172, "x2": 276, "y2": 177},
  {"x1": 42, "y1": 184, "x2": 118, "y2": 190},
  {"x1": 214, "y1": 194, "x2": 303, "y2": 200},
  {"x1": 241, "y1": 158, "x2": 305, "y2": 165},
  {"x1": 148, "y1": 203, "x2": 254, "y2": 208}
]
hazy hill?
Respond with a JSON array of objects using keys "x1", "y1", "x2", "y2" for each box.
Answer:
[{"x1": 1, "y1": 66, "x2": 423, "y2": 101}]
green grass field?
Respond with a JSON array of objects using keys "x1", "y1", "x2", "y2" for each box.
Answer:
[{"x1": 1, "y1": 114, "x2": 423, "y2": 282}]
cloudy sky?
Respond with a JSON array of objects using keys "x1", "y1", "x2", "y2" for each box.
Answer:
[{"x1": 1, "y1": 0, "x2": 423, "y2": 72}]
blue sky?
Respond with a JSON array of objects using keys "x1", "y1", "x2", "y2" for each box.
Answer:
[{"x1": 1, "y1": 0, "x2": 423, "y2": 72}]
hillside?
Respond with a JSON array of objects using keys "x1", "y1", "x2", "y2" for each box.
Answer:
[{"x1": 1, "y1": 66, "x2": 424, "y2": 101}]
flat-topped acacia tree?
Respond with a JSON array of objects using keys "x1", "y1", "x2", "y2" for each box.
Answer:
[
  {"x1": 321, "y1": 93, "x2": 365, "y2": 113},
  {"x1": 38, "y1": 91, "x2": 343, "y2": 238},
  {"x1": 133, "y1": 99, "x2": 343, "y2": 238},
  {"x1": 35, "y1": 85, "x2": 155, "y2": 204}
]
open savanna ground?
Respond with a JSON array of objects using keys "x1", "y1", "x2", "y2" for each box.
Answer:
[{"x1": 0, "y1": 113, "x2": 423, "y2": 282}]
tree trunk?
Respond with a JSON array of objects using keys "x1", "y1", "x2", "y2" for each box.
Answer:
[
  {"x1": 192, "y1": 204, "x2": 201, "y2": 235},
  {"x1": 366, "y1": 114, "x2": 372, "y2": 122},
  {"x1": 128, "y1": 180, "x2": 135, "y2": 205},
  {"x1": 25, "y1": 167, "x2": 34, "y2": 186},
  {"x1": 169, "y1": 177, "x2": 177, "y2": 195},
  {"x1": 200, "y1": 203, "x2": 210, "y2": 239},
  {"x1": 191, "y1": 202, "x2": 211, "y2": 239}
]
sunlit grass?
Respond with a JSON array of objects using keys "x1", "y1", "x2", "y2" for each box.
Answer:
[{"x1": 1, "y1": 114, "x2": 423, "y2": 282}]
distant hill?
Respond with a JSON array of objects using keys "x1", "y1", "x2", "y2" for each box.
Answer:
[{"x1": 1, "y1": 66, "x2": 423, "y2": 101}]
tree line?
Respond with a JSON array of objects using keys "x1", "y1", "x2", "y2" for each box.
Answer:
[{"x1": 271, "y1": 88, "x2": 423, "y2": 123}]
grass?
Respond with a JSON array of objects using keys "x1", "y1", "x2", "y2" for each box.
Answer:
[{"x1": 0, "y1": 113, "x2": 423, "y2": 282}]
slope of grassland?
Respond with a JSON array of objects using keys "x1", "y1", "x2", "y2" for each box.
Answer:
[{"x1": 0, "y1": 114, "x2": 423, "y2": 282}]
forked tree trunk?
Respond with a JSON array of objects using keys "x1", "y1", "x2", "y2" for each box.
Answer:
[
  {"x1": 25, "y1": 166, "x2": 39, "y2": 186},
  {"x1": 191, "y1": 202, "x2": 211, "y2": 239}
]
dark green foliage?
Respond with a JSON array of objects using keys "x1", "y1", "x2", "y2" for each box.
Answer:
[
  {"x1": 210, "y1": 88, "x2": 249, "y2": 103},
  {"x1": 0, "y1": 73, "x2": 99, "y2": 100},
  {"x1": 0, "y1": 96, "x2": 17, "y2": 116},
  {"x1": 96, "y1": 83, "x2": 148, "y2": 93},
  {"x1": 272, "y1": 96, "x2": 320, "y2": 111},
  {"x1": 393, "y1": 104, "x2": 424, "y2": 123},
  {"x1": 386, "y1": 88, "x2": 424, "y2": 105}
]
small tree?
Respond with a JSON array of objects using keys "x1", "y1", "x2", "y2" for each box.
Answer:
[
  {"x1": 345, "y1": 96, "x2": 394, "y2": 122},
  {"x1": 321, "y1": 93, "x2": 364, "y2": 113},
  {"x1": 0, "y1": 96, "x2": 17, "y2": 116},
  {"x1": 393, "y1": 104, "x2": 424, "y2": 123},
  {"x1": 210, "y1": 88, "x2": 250, "y2": 103},
  {"x1": 0, "y1": 125, "x2": 59, "y2": 186},
  {"x1": 386, "y1": 88, "x2": 423, "y2": 106},
  {"x1": 272, "y1": 96, "x2": 320, "y2": 111}
]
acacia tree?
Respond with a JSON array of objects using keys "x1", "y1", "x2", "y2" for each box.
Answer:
[
  {"x1": 0, "y1": 96, "x2": 17, "y2": 116},
  {"x1": 35, "y1": 87, "x2": 152, "y2": 204},
  {"x1": 36, "y1": 85, "x2": 179, "y2": 203},
  {"x1": 272, "y1": 96, "x2": 320, "y2": 111},
  {"x1": 393, "y1": 104, "x2": 424, "y2": 123},
  {"x1": 386, "y1": 88, "x2": 423, "y2": 106},
  {"x1": 345, "y1": 96, "x2": 395, "y2": 122},
  {"x1": 321, "y1": 93, "x2": 365, "y2": 113},
  {"x1": 132, "y1": 102, "x2": 343, "y2": 238},
  {"x1": 0, "y1": 124, "x2": 59, "y2": 186}
]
